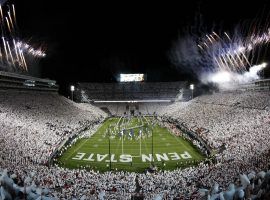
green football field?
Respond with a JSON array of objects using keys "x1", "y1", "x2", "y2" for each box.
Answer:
[{"x1": 57, "y1": 116, "x2": 205, "y2": 172}]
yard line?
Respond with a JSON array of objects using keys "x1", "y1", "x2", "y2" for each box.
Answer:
[{"x1": 65, "y1": 136, "x2": 91, "y2": 161}]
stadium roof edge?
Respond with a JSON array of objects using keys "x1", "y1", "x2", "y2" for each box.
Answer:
[
  {"x1": 78, "y1": 81, "x2": 187, "y2": 84},
  {"x1": 93, "y1": 100, "x2": 172, "y2": 103}
]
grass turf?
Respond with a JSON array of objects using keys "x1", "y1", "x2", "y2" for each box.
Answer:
[{"x1": 57, "y1": 116, "x2": 205, "y2": 172}]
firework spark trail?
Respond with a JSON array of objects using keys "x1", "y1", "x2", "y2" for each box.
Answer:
[
  {"x1": 21, "y1": 50, "x2": 27, "y2": 70},
  {"x1": 18, "y1": 49, "x2": 24, "y2": 69},
  {"x1": 2, "y1": 37, "x2": 8, "y2": 63},
  {"x1": 19, "y1": 49, "x2": 26, "y2": 70},
  {"x1": 11, "y1": 4, "x2": 16, "y2": 27},
  {"x1": 5, "y1": 16, "x2": 10, "y2": 33},
  {"x1": 6, "y1": 40, "x2": 14, "y2": 66},
  {"x1": 7, "y1": 11, "x2": 13, "y2": 30},
  {"x1": 0, "y1": 5, "x2": 3, "y2": 22},
  {"x1": 13, "y1": 39, "x2": 20, "y2": 65}
]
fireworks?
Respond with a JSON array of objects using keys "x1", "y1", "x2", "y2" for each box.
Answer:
[
  {"x1": 16, "y1": 41, "x2": 46, "y2": 58},
  {"x1": 197, "y1": 29, "x2": 270, "y2": 74},
  {"x1": 206, "y1": 63, "x2": 267, "y2": 84},
  {"x1": 0, "y1": 3, "x2": 46, "y2": 72},
  {"x1": 170, "y1": 13, "x2": 270, "y2": 85}
]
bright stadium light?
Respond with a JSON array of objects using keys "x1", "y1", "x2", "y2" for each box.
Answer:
[
  {"x1": 70, "y1": 85, "x2": 75, "y2": 101},
  {"x1": 70, "y1": 85, "x2": 75, "y2": 91}
]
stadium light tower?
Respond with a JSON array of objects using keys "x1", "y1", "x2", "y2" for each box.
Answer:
[
  {"x1": 190, "y1": 84, "x2": 194, "y2": 99},
  {"x1": 70, "y1": 85, "x2": 75, "y2": 101}
]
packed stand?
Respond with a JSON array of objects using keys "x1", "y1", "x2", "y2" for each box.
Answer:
[{"x1": 0, "y1": 89, "x2": 270, "y2": 199}]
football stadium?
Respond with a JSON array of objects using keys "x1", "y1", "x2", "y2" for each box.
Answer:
[
  {"x1": 0, "y1": 1, "x2": 270, "y2": 200},
  {"x1": 56, "y1": 116, "x2": 205, "y2": 172}
]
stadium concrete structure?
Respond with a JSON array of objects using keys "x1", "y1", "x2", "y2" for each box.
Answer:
[
  {"x1": 0, "y1": 71, "x2": 270, "y2": 199},
  {"x1": 74, "y1": 81, "x2": 190, "y2": 117},
  {"x1": 76, "y1": 81, "x2": 187, "y2": 101}
]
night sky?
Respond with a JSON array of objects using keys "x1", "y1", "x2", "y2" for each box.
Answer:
[{"x1": 10, "y1": 0, "x2": 270, "y2": 93}]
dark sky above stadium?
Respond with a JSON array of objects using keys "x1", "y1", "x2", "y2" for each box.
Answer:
[{"x1": 10, "y1": 0, "x2": 270, "y2": 92}]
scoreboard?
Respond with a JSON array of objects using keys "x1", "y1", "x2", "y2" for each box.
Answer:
[{"x1": 119, "y1": 74, "x2": 145, "y2": 82}]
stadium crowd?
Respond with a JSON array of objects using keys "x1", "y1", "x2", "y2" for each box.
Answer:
[{"x1": 0, "y1": 90, "x2": 269, "y2": 199}]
